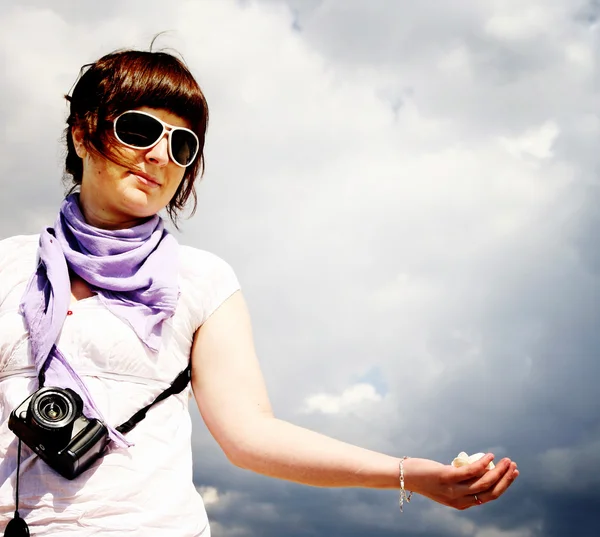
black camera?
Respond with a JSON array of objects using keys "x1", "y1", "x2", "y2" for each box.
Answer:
[{"x1": 8, "y1": 386, "x2": 110, "y2": 480}]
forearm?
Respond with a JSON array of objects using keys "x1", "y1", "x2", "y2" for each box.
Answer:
[{"x1": 226, "y1": 416, "x2": 401, "y2": 489}]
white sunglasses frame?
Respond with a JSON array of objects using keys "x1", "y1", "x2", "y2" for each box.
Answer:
[{"x1": 113, "y1": 110, "x2": 200, "y2": 168}]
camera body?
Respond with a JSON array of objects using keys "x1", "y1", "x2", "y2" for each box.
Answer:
[{"x1": 8, "y1": 386, "x2": 110, "y2": 480}]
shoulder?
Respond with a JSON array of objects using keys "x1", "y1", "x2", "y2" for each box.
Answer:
[
  {"x1": 0, "y1": 233, "x2": 39, "y2": 251},
  {"x1": 178, "y1": 244, "x2": 241, "y2": 330},
  {"x1": 0, "y1": 234, "x2": 39, "y2": 270},
  {"x1": 0, "y1": 234, "x2": 39, "y2": 305},
  {"x1": 179, "y1": 244, "x2": 236, "y2": 277},
  {"x1": 179, "y1": 244, "x2": 239, "y2": 291}
]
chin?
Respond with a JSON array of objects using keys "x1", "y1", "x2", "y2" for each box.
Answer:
[{"x1": 121, "y1": 189, "x2": 165, "y2": 219}]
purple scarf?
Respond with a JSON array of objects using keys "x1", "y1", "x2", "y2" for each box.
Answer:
[{"x1": 20, "y1": 194, "x2": 179, "y2": 447}]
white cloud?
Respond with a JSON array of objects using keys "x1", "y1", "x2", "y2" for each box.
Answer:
[
  {"x1": 415, "y1": 504, "x2": 541, "y2": 537},
  {"x1": 197, "y1": 486, "x2": 222, "y2": 507},
  {"x1": 475, "y1": 527, "x2": 536, "y2": 537},
  {"x1": 485, "y1": 6, "x2": 557, "y2": 41},
  {"x1": 565, "y1": 41, "x2": 595, "y2": 73},
  {"x1": 209, "y1": 520, "x2": 254, "y2": 537},
  {"x1": 499, "y1": 121, "x2": 560, "y2": 160},
  {"x1": 302, "y1": 383, "x2": 382, "y2": 414},
  {"x1": 535, "y1": 438, "x2": 600, "y2": 492}
]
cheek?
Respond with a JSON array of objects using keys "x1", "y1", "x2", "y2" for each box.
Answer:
[
  {"x1": 100, "y1": 165, "x2": 124, "y2": 187},
  {"x1": 168, "y1": 168, "x2": 187, "y2": 191},
  {"x1": 87, "y1": 155, "x2": 122, "y2": 181}
]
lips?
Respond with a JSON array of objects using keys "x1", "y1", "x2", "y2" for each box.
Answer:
[{"x1": 132, "y1": 171, "x2": 161, "y2": 187}]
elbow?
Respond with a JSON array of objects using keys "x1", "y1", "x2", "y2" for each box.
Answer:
[
  {"x1": 218, "y1": 416, "x2": 275, "y2": 471},
  {"x1": 222, "y1": 441, "x2": 251, "y2": 469},
  {"x1": 226, "y1": 450, "x2": 253, "y2": 470}
]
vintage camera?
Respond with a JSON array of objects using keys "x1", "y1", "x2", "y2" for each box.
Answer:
[{"x1": 8, "y1": 386, "x2": 110, "y2": 480}]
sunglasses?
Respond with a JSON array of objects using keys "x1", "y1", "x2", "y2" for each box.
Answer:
[{"x1": 113, "y1": 110, "x2": 200, "y2": 168}]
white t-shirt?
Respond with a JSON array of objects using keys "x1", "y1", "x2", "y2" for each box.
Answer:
[{"x1": 0, "y1": 234, "x2": 240, "y2": 536}]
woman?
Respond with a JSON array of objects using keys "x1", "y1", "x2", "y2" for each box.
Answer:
[{"x1": 0, "y1": 49, "x2": 519, "y2": 536}]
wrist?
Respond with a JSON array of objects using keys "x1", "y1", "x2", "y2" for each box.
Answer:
[
  {"x1": 398, "y1": 456, "x2": 414, "y2": 512},
  {"x1": 398, "y1": 456, "x2": 424, "y2": 495}
]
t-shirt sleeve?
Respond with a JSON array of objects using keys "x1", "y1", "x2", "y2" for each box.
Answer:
[{"x1": 178, "y1": 245, "x2": 241, "y2": 333}]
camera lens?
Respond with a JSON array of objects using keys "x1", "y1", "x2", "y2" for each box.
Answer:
[
  {"x1": 29, "y1": 387, "x2": 80, "y2": 431},
  {"x1": 39, "y1": 395, "x2": 70, "y2": 422}
]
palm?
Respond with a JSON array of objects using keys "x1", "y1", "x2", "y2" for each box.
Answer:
[{"x1": 405, "y1": 455, "x2": 518, "y2": 510}]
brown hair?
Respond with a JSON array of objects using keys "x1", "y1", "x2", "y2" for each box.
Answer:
[{"x1": 64, "y1": 48, "x2": 209, "y2": 223}]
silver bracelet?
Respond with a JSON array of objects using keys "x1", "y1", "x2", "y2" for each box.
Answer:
[{"x1": 399, "y1": 456, "x2": 413, "y2": 513}]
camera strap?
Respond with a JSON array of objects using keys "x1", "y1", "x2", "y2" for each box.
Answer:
[
  {"x1": 4, "y1": 365, "x2": 191, "y2": 536},
  {"x1": 37, "y1": 358, "x2": 192, "y2": 437},
  {"x1": 115, "y1": 363, "x2": 192, "y2": 435},
  {"x1": 4, "y1": 439, "x2": 30, "y2": 537}
]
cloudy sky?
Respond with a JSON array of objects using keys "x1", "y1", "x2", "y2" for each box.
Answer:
[{"x1": 1, "y1": 0, "x2": 599, "y2": 535}]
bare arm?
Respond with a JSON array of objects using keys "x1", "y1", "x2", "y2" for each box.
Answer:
[{"x1": 191, "y1": 291, "x2": 518, "y2": 508}]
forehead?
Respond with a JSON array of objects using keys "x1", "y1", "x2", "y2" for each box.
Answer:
[{"x1": 135, "y1": 107, "x2": 192, "y2": 130}]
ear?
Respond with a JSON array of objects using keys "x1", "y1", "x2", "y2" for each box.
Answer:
[{"x1": 71, "y1": 126, "x2": 88, "y2": 159}]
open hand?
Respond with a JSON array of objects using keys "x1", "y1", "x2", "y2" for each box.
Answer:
[{"x1": 404, "y1": 454, "x2": 519, "y2": 510}]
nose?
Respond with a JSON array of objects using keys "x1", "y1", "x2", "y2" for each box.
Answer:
[{"x1": 145, "y1": 134, "x2": 170, "y2": 167}]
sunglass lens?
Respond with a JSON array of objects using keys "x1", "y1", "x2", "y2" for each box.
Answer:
[
  {"x1": 116, "y1": 113, "x2": 163, "y2": 148},
  {"x1": 171, "y1": 130, "x2": 198, "y2": 166}
]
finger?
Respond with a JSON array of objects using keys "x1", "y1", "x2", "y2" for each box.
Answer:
[
  {"x1": 478, "y1": 462, "x2": 519, "y2": 503},
  {"x1": 453, "y1": 491, "x2": 485, "y2": 511},
  {"x1": 453, "y1": 454, "x2": 498, "y2": 482},
  {"x1": 463, "y1": 458, "x2": 512, "y2": 494}
]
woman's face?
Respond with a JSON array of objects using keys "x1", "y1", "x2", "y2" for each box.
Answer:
[{"x1": 74, "y1": 107, "x2": 191, "y2": 229}]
